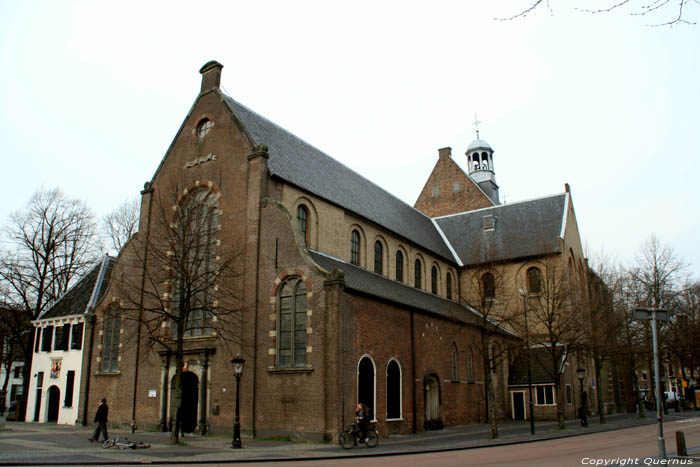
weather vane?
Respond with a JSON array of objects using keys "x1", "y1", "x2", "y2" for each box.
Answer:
[{"x1": 473, "y1": 113, "x2": 482, "y2": 140}]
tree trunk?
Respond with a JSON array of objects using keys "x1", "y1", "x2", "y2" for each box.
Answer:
[{"x1": 481, "y1": 332, "x2": 498, "y2": 439}]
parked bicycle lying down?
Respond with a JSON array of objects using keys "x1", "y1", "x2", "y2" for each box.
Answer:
[{"x1": 102, "y1": 435, "x2": 151, "y2": 450}]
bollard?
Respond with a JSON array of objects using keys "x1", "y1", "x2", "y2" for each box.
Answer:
[{"x1": 675, "y1": 430, "x2": 687, "y2": 457}]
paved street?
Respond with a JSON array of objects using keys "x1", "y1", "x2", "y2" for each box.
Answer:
[{"x1": 0, "y1": 412, "x2": 698, "y2": 465}]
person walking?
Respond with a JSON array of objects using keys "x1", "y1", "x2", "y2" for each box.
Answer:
[{"x1": 89, "y1": 398, "x2": 109, "y2": 442}]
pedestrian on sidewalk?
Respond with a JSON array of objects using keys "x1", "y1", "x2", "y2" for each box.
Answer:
[{"x1": 89, "y1": 398, "x2": 109, "y2": 442}]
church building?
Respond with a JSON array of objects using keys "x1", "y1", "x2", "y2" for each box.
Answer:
[{"x1": 66, "y1": 61, "x2": 592, "y2": 440}]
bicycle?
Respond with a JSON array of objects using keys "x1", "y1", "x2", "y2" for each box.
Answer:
[
  {"x1": 339, "y1": 422, "x2": 379, "y2": 449},
  {"x1": 102, "y1": 435, "x2": 151, "y2": 450}
]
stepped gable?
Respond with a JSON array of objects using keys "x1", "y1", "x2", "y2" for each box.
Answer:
[
  {"x1": 224, "y1": 96, "x2": 456, "y2": 262},
  {"x1": 40, "y1": 257, "x2": 116, "y2": 320},
  {"x1": 435, "y1": 194, "x2": 566, "y2": 266}
]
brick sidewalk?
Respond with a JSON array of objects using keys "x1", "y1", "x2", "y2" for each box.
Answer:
[{"x1": 1, "y1": 411, "x2": 698, "y2": 465}]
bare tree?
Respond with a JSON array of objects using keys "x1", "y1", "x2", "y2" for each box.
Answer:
[
  {"x1": 111, "y1": 181, "x2": 244, "y2": 443},
  {"x1": 102, "y1": 197, "x2": 140, "y2": 255},
  {"x1": 501, "y1": 0, "x2": 697, "y2": 26},
  {"x1": 524, "y1": 257, "x2": 585, "y2": 429},
  {"x1": 0, "y1": 188, "x2": 99, "y2": 419},
  {"x1": 461, "y1": 263, "x2": 516, "y2": 439},
  {"x1": 582, "y1": 263, "x2": 620, "y2": 423},
  {"x1": 629, "y1": 235, "x2": 688, "y2": 311}
]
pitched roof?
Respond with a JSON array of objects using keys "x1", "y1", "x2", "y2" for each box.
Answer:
[
  {"x1": 435, "y1": 194, "x2": 567, "y2": 266},
  {"x1": 509, "y1": 347, "x2": 567, "y2": 385},
  {"x1": 309, "y1": 250, "x2": 486, "y2": 327},
  {"x1": 39, "y1": 256, "x2": 116, "y2": 321},
  {"x1": 223, "y1": 96, "x2": 456, "y2": 262}
]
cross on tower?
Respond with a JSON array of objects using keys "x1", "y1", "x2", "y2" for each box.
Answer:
[{"x1": 473, "y1": 113, "x2": 482, "y2": 139}]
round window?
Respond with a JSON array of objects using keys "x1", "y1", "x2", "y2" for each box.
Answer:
[{"x1": 197, "y1": 119, "x2": 213, "y2": 138}]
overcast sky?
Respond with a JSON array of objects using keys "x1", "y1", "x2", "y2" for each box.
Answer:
[{"x1": 1, "y1": 1, "x2": 698, "y2": 278}]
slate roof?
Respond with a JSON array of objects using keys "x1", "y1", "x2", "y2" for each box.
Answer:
[
  {"x1": 224, "y1": 96, "x2": 455, "y2": 262},
  {"x1": 435, "y1": 194, "x2": 567, "y2": 266},
  {"x1": 509, "y1": 347, "x2": 567, "y2": 385},
  {"x1": 309, "y1": 250, "x2": 490, "y2": 328},
  {"x1": 39, "y1": 256, "x2": 116, "y2": 320}
]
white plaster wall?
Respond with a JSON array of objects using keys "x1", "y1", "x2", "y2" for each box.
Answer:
[{"x1": 26, "y1": 321, "x2": 84, "y2": 425}]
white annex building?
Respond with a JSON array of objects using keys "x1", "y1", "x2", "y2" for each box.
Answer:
[{"x1": 26, "y1": 256, "x2": 115, "y2": 425}]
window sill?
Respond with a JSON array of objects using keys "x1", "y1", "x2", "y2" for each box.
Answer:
[
  {"x1": 386, "y1": 418, "x2": 404, "y2": 422},
  {"x1": 267, "y1": 367, "x2": 313, "y2": 374},
  {"x1": 94, "y1": 371, "x2": 121, "y2": 376}
]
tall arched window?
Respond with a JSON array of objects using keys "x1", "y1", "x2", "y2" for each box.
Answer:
[
  {"x1": 386, "y1": 359, "x2": 402, "y2": 420},
  {"x1": 296, "y1": 204, "x2": 309, "y2": 246},
  {"x1": 451, "y1": 343, "x2": 459, "y2": 381},
  {"x1": 358, "y1": 356, "x2": 376, "y2": 418},
  {"x1": 482, "y1": 272, "x2": 495, "y2": 300},
  {"x1": 172, "y1": 189, "x2": 218, "y2": 337},
  {"x1": 414, "y1": 259, "x2": 422, "y2": 289},
  {"x1": 446, "y1": 272, "x2": 452, "y2": 300},
  {"x1": 395, "y1": 251, "x2": 404, "y2": 282},
  {"x1": 351, "y1": 230, "x2": 360, "y2": 266},
  {"x1": 277, "y1": 277, "x2": 307, "y2": 368},
  {"x1": 431, "y1": 266, "x2": 438, "y2": 294},
  {"x1": 102, "y1": 306, "x2": 120, "y2": 373},
  {"x1": 374, "y1": 241, "x2": 383, "y2": 274},
  {"x1": 527, "y1": 267, "x2": 542, "y2": 294}
]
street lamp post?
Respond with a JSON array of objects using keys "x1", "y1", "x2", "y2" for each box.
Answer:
[
  {"x1": 519, "y1": 289, "x2": 535, "y2": 435},
  {"x1": 632, "y1": 307, "x2": 669, "y2": 459},
  {"x1": 577, "y1": 368, "x2": 588, "y2": 427},
  {"x1": 231, "y1": 356, "x2": 245, "y2": 449}
]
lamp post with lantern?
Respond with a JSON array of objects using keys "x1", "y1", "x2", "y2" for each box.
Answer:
[
  {"x1": 577, "y1": 367, "x2": 588, "y2": 427},
  {"x1": 231, "y1": 356, "x2": 245, "y2": 449}
]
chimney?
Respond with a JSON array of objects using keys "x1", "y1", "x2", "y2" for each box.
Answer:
[
  {"x1": 438, "y1": 147, "x2": 452, "y2": 160},
  {"x1": 199, "y1": 61, "x2": 223, "y2": 94}
]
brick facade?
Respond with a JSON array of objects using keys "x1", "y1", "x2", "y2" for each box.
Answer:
[
  {"x1": 414, "y1": 147, "x2": 494, "y2": 218},
  {"x1": 77, "y1": 61, "x2": 599, "y2": 443}
]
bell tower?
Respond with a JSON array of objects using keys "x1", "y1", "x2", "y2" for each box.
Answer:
[{"x1": 466, "y1": 115, "x2": 500, "y2": 205}]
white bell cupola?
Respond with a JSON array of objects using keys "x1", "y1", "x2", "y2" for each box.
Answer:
[{"x1": 466, "y1": 115, "x2": 500, "y2": 204}]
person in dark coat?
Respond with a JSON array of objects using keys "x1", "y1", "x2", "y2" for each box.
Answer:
[
  {"x1": 355, "y1": 403, "x2": 370, "y2": 441},
  {"x1": 89, "y1": 398, "x2": 109, "y2": 442}
]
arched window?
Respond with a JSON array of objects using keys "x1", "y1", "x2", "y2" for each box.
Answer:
[
  {"x1": 386, "y1": 359, "x2": 402, "y2": 420},
  {"x1": 358, "y1": 356, "x2": 376, "y2": 419},
  {"x1": 351, "y1": 230, "x2": 360, "y2": 266},
  {"x1": 296, "y1": 204, "x2": 309, "y2": 246},
  {"x1": 102, "y1": 306, "x2": 120, "y2": 373},
  {"x1": 414, "y1": 259, "x2": 422, "y2": 289},
  {"x1": 446, "y1": 272, "x2": 452, "y2": 300},
  {"x1": 431, "y1": 266, "x2": 438, "y2": 294},
  {"x1": 395, "y1": 250, "x2": 404, "y2": 282},
  {"x1": 172, "y1": 189, "x2": 218, "y2": 337},
  {"x1": 527, "y1": 267, "x2": 542, "y2": 294},
  {"x1": 451, "y1": 343, "x2": 459, "y2": 381},
  {"x1": 467, "y1": 348, "x2": 474, "y2": 382},
  {"x1": 277, "y1": 277, "x2": 307, "y2": 368},
  {"x1": 374, "y1": 241, "x2": 383, "y2": 274},
  {"x1": 482, "y1": 272, "x2": 495, "y2": 299}
]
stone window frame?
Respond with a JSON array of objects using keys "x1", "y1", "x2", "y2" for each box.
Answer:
[
  {"x1": 296, "y1": 204, "x2": 309, "y2": 246},
  {"x1": 170, "y1": 182, "x2": 222, "y2": 339},
  {"x1": 293, "y1": 196, "x2": 318, "y2": 250},
  {"x1": 446, "y1": 272, "x2": 453, "y2": 300},
  {"x1": 527, "y1": 266, "x2": 542, "y2": 294},
  {"x1": 268, "y1": 270, "x2": 313, "y2": 372},
  {"x1": 101, "y1": 304, "x2": 121, "y2": 373},
  {"x1": 374, "y1": 240, "x2": 383, "y2": 275},
  {"x1": 395, "y1": 250, "x2": 404, "y2": 283},
  {"x1": 196, "y1": 118, "x2": 214, "y2": 138}
]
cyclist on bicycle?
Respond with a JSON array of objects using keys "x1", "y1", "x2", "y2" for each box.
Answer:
[{"x1": 355, "y1": 403, "x2": 370, "y2": 442}]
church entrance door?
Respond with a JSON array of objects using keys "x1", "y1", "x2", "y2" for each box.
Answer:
[{"x1": 423, "y1": 374, "x2": 443, "y2": 430}]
